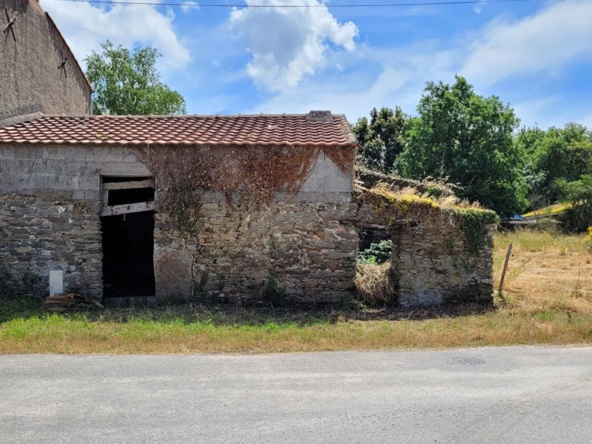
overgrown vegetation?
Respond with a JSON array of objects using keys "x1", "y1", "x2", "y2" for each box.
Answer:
[
  {"x1": 357, "y1": 240, "x2": 393, "y2": 265},
  {"x1": 3, "y1": 228, "x2": 592, "y2": 354},
  {"x1": 353, "y1": 77, "x2": 592, "y2": 225},
  {"x1": 142, "y1": 145, "x2": 355, "y2": 236},
  {"x1": 362, "y1": 184, "x2": 499, "y2": 257}
]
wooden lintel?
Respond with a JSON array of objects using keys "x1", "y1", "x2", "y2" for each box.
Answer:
[
  {"x1": 100, "y1": 201, "x2": 155, "y2": 217},
  {"x1": 102, "y1": 179, "x2": 153, "y2": 191}
]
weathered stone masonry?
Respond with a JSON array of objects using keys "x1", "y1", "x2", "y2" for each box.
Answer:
[
  {"x1": 0, "y1": 141, "x2": 495, "y2": 306},
  {"x1": 0, "y1": 193, "x2": 102, "y2": 297}
]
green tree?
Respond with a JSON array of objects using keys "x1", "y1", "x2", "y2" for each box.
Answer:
[
  {"x1": 353, "y1": 107, "x2": 408, "y2": 174},
  {"x1": 85, "y1": 41, "x2": 186, "y2": 115},
  {"x1": 529, "y1": 123, "x2": 592, "y2": 204},
  {"x1": 399, "y1": 76, "x2": 528, "y2": 217},
  {"x1": 557, "y1": 174, "x2": 592, "y2": 232}
]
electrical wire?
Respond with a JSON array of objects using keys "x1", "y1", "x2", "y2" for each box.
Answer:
[{"x1": 52, "y1": 0, "x2": 532, "y2": 8}]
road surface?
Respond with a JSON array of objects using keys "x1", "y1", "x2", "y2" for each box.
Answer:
[{"x1": 1, "y1": 347, "x2": 591, "y2": 443}]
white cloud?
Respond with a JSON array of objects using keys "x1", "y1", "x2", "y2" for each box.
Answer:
[
  {"x1": 229, "y1": 0, "x2": 358, "y2": 91},
  {"x1": 181, "y1": 1, "x2": 200, "y2": 12},
  {"x1": 462, "y1": 0, "x2": 592, "y2": 85},
  {"x1": 41, "y1": 0, "x2": 190, "y2": 70},
  {"x1": 251, "y1": 45, "x2": 458, "y2": 122}
]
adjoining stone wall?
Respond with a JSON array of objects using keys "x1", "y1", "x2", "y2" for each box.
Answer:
[
  {"x1": 0, "y1": 192, "x2": 102, "y2": 298},
  {"x1": 154, "y1": 202, "x2": 358, "y2": 304},
  {"x1": 355, "y1": 197, "x2": 495, "y2": 306},
  {"x1": 391, "y1": 222, "x2": 494, "y2": 306},
  {"x1": 0, "y1": 0, "x2": 92, "y2": 123}
]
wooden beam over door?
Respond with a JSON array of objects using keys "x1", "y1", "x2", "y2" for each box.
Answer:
[
  {"x1": 102, "y1": 179, "x2": 154, "y2": 191},
  {"x1": 100, "y1": 201, "x2": 156, "y2": 217}
]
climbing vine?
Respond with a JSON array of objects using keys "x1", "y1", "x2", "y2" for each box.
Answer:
[
  {"x1": 138, "y1": 144, "x2": 355, "y2": 236},
  {"x1": 360, "y1": 186, "x2": 499, "y2": 267},
  {"x1": 444, "y1": 207, "x2": 500, "y2": 254}
]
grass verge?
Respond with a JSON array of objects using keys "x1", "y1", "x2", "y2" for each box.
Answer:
[{"x1": 1, "y1": 229, "x2": 592, "y2": 354}]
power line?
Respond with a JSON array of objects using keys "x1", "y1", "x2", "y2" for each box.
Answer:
[{"x1": 53, "y1": 0, "x2": 531, "y2": 8}]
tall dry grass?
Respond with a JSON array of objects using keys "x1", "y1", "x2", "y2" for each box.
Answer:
[
  {"x1": 493, "y1": 228, "x2": 592, "y2": 315},
  {"x1": 354, "y1": 262, "x2": 395, "y2": 305}
]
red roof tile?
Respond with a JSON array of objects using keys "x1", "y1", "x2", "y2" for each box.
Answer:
[{"x1": 0, "y1": 113, "x2": 357, "y2": 147}]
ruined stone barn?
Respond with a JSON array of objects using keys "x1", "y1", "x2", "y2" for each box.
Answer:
[{"x1": 0, "y1": 111, "x2": 496, "y2": 306}]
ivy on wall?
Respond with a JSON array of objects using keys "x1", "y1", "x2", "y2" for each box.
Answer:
[{"x1": 138, "y1": 145, "x2": 356, "y2": 236}]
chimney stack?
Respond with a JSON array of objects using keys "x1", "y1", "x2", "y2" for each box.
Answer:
[{"x1": 307, "y1": 110, "x2": 333, "y2": 122}]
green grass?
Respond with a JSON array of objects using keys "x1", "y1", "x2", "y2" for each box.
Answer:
[
  {"x1": 0, "y1": 297, "x2": 591, "y2": 354},
  {"x1": 2, "y1": 230, "x2": 592, "y2": 354}
]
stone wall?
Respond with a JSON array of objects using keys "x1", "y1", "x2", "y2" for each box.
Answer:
[
  {"x1": 0, "y1": 143, "x2": 494, "y2": 305},
  {"x1": 0, "y1": 192, "x2": 102, "y2": 298},
  {"x1": 355, "y1": 198, "x2": 495, "y2": 306},
  {"x1": 0, "y1": 143, "x2": 356, "y2": 301},
  {"x1": 391, "y1": 222, "x2": 494, "y2": 306},
  {"x1": 0, "y1": 0, "x2": 92, "y2": 123},
  {"x1": 154, "y1": 202, "x2": 358, "y2": 304}
]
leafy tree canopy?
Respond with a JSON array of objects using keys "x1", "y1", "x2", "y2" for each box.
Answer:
[
  {"x1": 525, "y1": 123, "x2": 592, "y2": 204},
  {"x1": 557, "y1": 174, "x2": 592, "y2": 232},
  {"x1": 398, "y1": 76, "x2": 528, "y2": 217},
  {"x1": 85, "y1": 41, "x2": 186, "y2": 116},
  {"x1": 352, "y1": 107, "x2": 409, "y2": 174}
]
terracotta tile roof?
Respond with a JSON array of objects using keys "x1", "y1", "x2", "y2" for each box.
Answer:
[{"x1": 0, "y1": 113, "x2": 357, "y2": 147}]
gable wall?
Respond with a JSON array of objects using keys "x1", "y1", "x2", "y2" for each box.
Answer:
[{"x1": 0, "y1": 0, "x2": 92, "y2": 123}]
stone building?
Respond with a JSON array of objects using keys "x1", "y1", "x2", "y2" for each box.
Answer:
[
  {"x1": 0, "y1": 112, "x2": 496, "y2": 306},
  {"x1": 0, "y1": 0, "x2": 92, "y2": 126}
]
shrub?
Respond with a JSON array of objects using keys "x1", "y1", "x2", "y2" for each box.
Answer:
[{"x1": 357, "y1": 240, "x2": 393, "y2": 264}]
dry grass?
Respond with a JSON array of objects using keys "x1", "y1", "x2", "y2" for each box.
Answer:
[
  {"x1": 493, "y1": 229, "x2": 592, "y2": 315},
  {"x1": 1, "y1": 229, "x2": 592, "y2": 354},
  {"x1": 354, "y1": 262, "x2": 395, "y2": 305},
  {"x1": 370, "y1": 182, "x2": 482, "y2": 209}
]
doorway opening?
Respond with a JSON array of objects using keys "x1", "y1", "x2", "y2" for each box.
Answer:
[{"x1": 100, "y1": 176, "x2": 156, "y2": 299}]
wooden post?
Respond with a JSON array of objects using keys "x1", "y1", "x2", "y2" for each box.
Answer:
[{"x1": 498, "y1": 243, "x2": 513, "y2": 298}]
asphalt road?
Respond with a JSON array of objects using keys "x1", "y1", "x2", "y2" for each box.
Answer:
[{"x1": 1, "y1": 347, "x2": 591, "y2": 443}]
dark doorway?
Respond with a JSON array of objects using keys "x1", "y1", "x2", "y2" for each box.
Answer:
[
  {"x1": 100, "y1": 177, "x2": 156, "y2": 299},
  {"x1": 101, "y1": 211, "x2": 156, "y2": 298}
]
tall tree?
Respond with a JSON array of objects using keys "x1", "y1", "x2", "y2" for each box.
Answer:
[
  {"x1": 85, "y1": 41, "x2": 186, "y2": 115},
  {"x1": 529, "y1": 123, "x2": 592, "y2": 204},
  {"x1": 353, "y1": 107, "x2": 408, "y2": 174},
  {"x1": 399, "y1": 76, "x2": 528, "y2": 216}
]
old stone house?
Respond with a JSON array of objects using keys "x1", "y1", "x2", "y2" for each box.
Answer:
[
  {"x1": 1, "y1": 0, "x2": 92, "y2": 126},
  {"x1": 0, "y1": 112, "x2": 496, "y2": 306}
]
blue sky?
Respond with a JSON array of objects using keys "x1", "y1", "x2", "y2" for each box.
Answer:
[{"x1": 41, "y1": 0, "x2": 592, "y2": 128}]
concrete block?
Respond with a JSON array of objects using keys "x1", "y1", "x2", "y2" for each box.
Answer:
[
  {"x1": 16, "y1": 174, "x2": 79, "y2": 191},
  {"x1": 310, "y1": 153, "x2": 343, "y2": 178},
  {"x1": 300, "y1": 176, "x2": 324, "y2": 192},
  {"x1": 323, "y1": 174, "x2": 353, "y2": 192},
  {"x1": 99, "y1": 163, "x2": 151, "y2": 177},
  {"x1": 72, "y1": 191, "x2": 101, "y2": 201},
  {"x1": 0, "y1": 174, "x2": 15, "y2": 192},
  {"x1": 0, "y1": 146, "x2": 14, "y2": 160}
]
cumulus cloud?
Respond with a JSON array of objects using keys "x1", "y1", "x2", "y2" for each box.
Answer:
[
  {"x1": 230, "y1": 0, "x2": 358, "y2": 91},
  {"x1": 462, "y1": 0, "x2": 592, "y2": 85},
  {"x1": 251, "y1": 45, "x2": 458, "y2": 121},
  {"x1": 40, "y1": 0, "x2": 190, "y2": 70}
]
